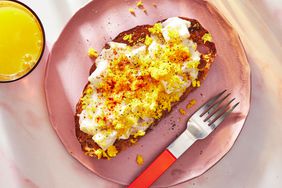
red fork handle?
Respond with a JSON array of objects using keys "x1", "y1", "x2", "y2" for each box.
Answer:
[{"x1": 128, "y1": 149, "x2": 176, "y2": 188}]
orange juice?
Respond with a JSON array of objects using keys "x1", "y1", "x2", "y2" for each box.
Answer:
[{"x1": 0, "y1": 1, "x2": 44, "y2": 82}]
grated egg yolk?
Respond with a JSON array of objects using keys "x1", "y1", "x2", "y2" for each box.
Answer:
[
  {"x1": 144, "y1": 35, "x2": 153, "y2": 46},
  {"x1": 128, "y1": 8, "x2": 135, "y2": 15},
  {"x1": 186, "y1": 99, "x2": 196, "y2": 109},
  {"x1": 133, "y1": 130, "x2": 145, "y2": 138},
  {"x1": 202, "y1": 32, "x2": 212, "y2": 43},
  {"x1": 148, "y1": 23, "x2": 162, "y2": 34},
  {"x1": 107, "y1": 145, "x2": 118, "y2": 157},
  {"x1": 123, "y1": 34, "x2": 133, "y2": 43},
  {"x1": 130, "y1": 138, "x2": 138, "y2": 144},
  {"x1": 136, "y1": 1, "x2": 143, "y2": 8},
  {"x1": 136, "y1": 154, "x2": 144, "y2": 165},
  {"x1": 94, "y1": 149, "x2": 103, "y2": 159},
  {"x1": 192, "y1": 80, "x2": 200, "y2": 87},
  {"x1": 179, "y1": 108, "x2": 186, "y2": 115},
  {"x1": 88, "y1": 48, "x2": 98, "y2": 58}
]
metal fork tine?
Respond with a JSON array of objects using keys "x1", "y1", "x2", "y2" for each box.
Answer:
[
  {"x1": 201, "y1": 93, "x2": 231, "y2": 119},
  {"x1": 205, "y1": 97, "x2": 235, "y2": 122},
  {"x1": 194, "y1": 90, "x2": 226, "y2": 116},
  {"x1": 210, "y1": 102, "x2": 239, "y2": 129}
]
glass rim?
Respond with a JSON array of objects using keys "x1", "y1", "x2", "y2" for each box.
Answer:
[{"x1": 0, "y1": 0, "x2": 46, "y2": 83}]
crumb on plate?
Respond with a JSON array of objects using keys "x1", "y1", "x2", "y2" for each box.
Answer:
[
  {"x1": 88, "y1": 48, "x2": 98, "y2": 58},
  {"x1": 186, "y1": 99, "x2": 196, "y2": 109},
  {"x1": 179, "y1": 108, "x2": 186, "y2": 115},
  {"x1": 136, "y1": 1, "x2": 144, "y2": 8},
  {"x1": 129, "y1": 8, "x2": 136, "y2": 15},
  {"x1": 136, "y1": 154, "x2": 144, "y2": 165}
]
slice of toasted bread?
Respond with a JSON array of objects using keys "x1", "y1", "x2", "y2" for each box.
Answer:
[{"x1": 75, "y1": 17, "x2": 216, "y2": 159}]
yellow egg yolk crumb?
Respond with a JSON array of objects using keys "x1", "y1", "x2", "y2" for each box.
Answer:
[
  {"x1": 186, "y1": 99, "x2": 196, "y2": 109},
  {"x1": 88, "y1": 48, "x2": 98, "y2": 58},
  {"x1": 102, "y1": 151, "x2": 111, "y2": 160},
  {"x1": 133, "y1": 130, "x2": 145, "y2": 138},
  {"x1": 148, "y1": 23, "x2": 162, "y2": 34},
  {"x1": 136, "y1": 154, "x2": 144, "y2": 165},
  {"x1": 192, "y1": 80, "x2": 200, "y2": 87},
  {"x1": 202, "y1": 53, "x2": 213, "y2": 64},
  {"x1": 84, "y1": 145, "x2": 112, "y2": 160},
  {"x1": 94, "y1": 149, "x2": 103, "y2": 159},
  {"x1": 179, "y1": 108, "x2": 186, "y2": 115},
  {"x1": 130, "y1": 138, "x2": 138, "y2": 144},
  {"x1": 84, "y1": 145, "x2": 97, "y2": 157},
  {"x1": 144, "y1": 35, "x2": 153, "y2": 46},
  {"x1": 202, "y1": 32, "x2": 212, "y2": 43},
  {"x1": 136, "y1": 1, "x2": 144, "y2": 8},
  {"x1": 107, "y1": 145, "x2": 118, "y2": 157},
  {"x1": 129, "y1": 8, "x2": 135, "y2": 15},
  {"x1": 123, "y1": 34, "x2": 133, "y2": 43}
]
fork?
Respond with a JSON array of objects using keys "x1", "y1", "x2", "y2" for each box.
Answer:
[{"x1": 128, "y1": 90, "x2": 239, "y2": 188}]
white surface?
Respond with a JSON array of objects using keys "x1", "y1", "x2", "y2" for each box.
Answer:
[{"x1": 0, "y1": 0, "x2": 282, "y2": 187}]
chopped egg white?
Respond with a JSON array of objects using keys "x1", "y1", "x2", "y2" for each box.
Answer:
[
  {"x1": 79, "y1": 94, "x2": 104, "y2": 135},
  {"x1": 108, "y1": 42, "x2": 127, "y2": 49},
  {"x1": 127, "y1": 45, "x2": 147, "y2": 59},
  {"x1": 161, "y1": 17, "x2": 191, "y2": 42},
  {"x1": 88, "y1": 60, "x2": 108, "y2": 86},
  {"x1": 92, "y1": 130, "x2": 118, "y2": 150},
  {"x1": 79, "y1": 110, "x2": 96, "y2": 135}
]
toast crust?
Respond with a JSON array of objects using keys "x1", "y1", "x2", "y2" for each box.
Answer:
[{"x1": 75, "y1": 17, "x2": 216, "y2": 159}]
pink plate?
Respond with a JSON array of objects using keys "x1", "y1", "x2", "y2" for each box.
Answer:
[{"x1": 44, "y1": 0, "x2": 250, "y2": 187}]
